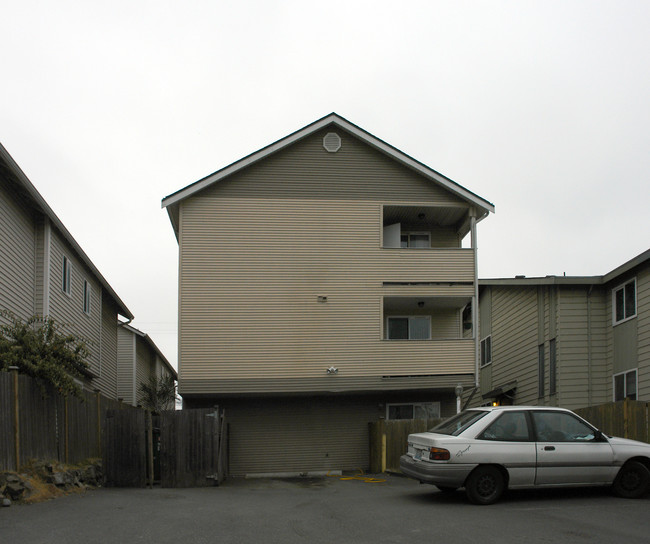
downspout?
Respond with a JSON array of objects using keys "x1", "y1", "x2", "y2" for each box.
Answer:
[{"x1": 471, "y1": 212, "x2": 479, "y2": 388}]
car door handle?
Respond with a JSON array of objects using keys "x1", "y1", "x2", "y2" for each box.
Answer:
[{"x1": 544, "y1": 446, "x2": 555, "y2": 451}]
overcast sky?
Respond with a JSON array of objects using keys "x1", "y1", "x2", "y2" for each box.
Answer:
[{"x1": 2, "y1": 1, "x2": 649, "y2": 368}]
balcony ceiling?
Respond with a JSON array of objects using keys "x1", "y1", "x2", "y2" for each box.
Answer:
[
  {"x1": 383, "y1": 205, "x2": 467, "y2": 229},
  {"x1": 384, "y1": 296, "x2": 471, "y2": 312}
]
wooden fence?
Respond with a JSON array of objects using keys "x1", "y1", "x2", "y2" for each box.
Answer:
[
  {"x1": 1, "y1": 369, "x2": 136, "y2": 471},
  {"x1": 103, "y1": 407, "x2": 228, "y2": 487},
  {"x1": 369, "y1": 418, "x2": 441, "y2": 473},
  {"x1": 574, "y1": 399, "x2": 649, "y2": 443}
]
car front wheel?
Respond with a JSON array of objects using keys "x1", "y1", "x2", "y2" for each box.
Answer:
[
  {"x1": 465, "y1": 466, "x2": 505, "y2": 505},
  {"x1": 612, "y1": 461, "x2": 650, "y2": 499}
]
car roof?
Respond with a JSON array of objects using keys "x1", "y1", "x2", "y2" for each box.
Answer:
[{"x1": 470, "y1": 406, "x2": 573, "y2": 413}]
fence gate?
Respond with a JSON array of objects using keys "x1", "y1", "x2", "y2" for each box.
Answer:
[
  {"x1": 103, "y1": 409, "x2": 147, "y2": 487},
  {"x1": 159, "y1": 408, "x2": 227, "y2": 487}
]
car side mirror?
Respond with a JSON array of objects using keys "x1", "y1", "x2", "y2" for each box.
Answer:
[{"x1": 594, "y1": 430, "x2": 605, "y2": 442}]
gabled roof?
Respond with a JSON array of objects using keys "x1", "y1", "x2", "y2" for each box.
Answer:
[
  {"x1": 0, "y1": 142, "x2": 134, "y2": 320},
  {"x1": 479, "y1": 248, "x2": 650, "y2": 287},
  {"x1": 120, "y1": 323, "x2": 178, "y2": 379},
  {"x1": 162, "y1": 113, "x2": 495, "y2": 238}
]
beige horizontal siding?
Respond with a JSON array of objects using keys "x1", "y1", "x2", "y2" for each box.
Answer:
[
  {"x1": 490, "y1": 287, "x2": 539, "y2": 404},
  {"x1": 96, "y1": 294, "x2": 118, "y2": 400},
  {"x1": 557, "y1": 287, "x2": 608, "y2": 408},
  {"x1": 637, "y1": 267, "x2": 650, "y2": 401},
  {"x1": 178, "y1": 128, "x2": 479, "y2": 396},
  {"x1": 198, "y1": 127, "x2": 469, "y2": 205},
  {"x1": 117, "y1": 326, "x2": 135, "y2": 405},
  {"x1": 49, "y1": 231, "x2": 102, "y2": 375},
  {"x1": 0, "y1": 176, "x2": 36, "y2": 322}
]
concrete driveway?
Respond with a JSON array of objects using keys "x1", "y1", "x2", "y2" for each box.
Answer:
[{"x1": 2, "y1": 474, "x2": 649, "y2": 544}]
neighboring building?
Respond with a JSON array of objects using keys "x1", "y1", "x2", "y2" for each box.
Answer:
[
  {"x1": 117, "y1": 323, "x2": 178, "y2": 408},
  {"x1": 163, "y1": 113, "x2": 494, "y2": 476},
  {"x1": 0, "y1": 142, "x2": 172, "y2": 401},
  {"x1": 476, "y1": 249, "x2": 650, "y2": 410}
]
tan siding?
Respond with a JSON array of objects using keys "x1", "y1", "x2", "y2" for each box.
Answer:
[
  {"x1": 0, "y1": 175, "x2": 36, "y2": 322},
  {"x1": 117, "y1": 326, "x2": 135, "y2": 405},
  {"x1": 223, "y1": 397, "x2": 380, "y2": 477},
  {"x1": 135, "y1": 335, "x2": 155, "y2": 403},
  {"x1": 93, "y1": 293, "x2": 119, "y2": 399},
  {"x1": 179, "y1": 197, "x2": 475, "y2": 395},
  {"x1": 557, "y1": 287, "x2": 608, "y2": 409},
  {"x1": 199, "y1": 128, "x2": 468, "y2": 205},
  {"x1": 635, "y1": 266, "x2": 650, "y2": 401},
  {"x1": 48, "y1": 231, "x2": 103, "y2": 375},
  {"x1": 491, "y1": 287, "x2": 539, "y2": 404}
]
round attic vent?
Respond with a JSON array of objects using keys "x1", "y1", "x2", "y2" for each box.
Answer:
[{"x1": 323, "y1": 132, "x2": 341, "y2": 153}]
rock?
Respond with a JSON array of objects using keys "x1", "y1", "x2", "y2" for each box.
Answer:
[
  {"x1": 2, "y1": 498, "x2": 10, "y2": 507},
  {"x1": 4, "y1": 482, "x2": 25, "y2": 501}
]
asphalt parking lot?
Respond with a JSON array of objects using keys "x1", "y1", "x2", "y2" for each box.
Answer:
[{"x1": 2, "y1": 474, "x2": 649, "y2": 544}]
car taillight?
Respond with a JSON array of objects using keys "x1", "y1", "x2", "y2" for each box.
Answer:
[{"x1": 429, "y1": 447, "x2": 450, "y2": 461}]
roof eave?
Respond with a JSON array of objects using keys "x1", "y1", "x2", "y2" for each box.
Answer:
[
  {"x1": 161, "y1": 113, "x2": 495, "y2": 217},
  {"x1": 0, "y1": 143, "x2": 134, "y2": 320}
]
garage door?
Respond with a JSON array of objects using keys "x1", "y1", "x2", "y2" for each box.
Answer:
[{"x1": 225, "y1": 396, "x2": 378, "y2": 477}]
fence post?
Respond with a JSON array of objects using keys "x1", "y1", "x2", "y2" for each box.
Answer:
[
  {"x1": 624, "y1": 397, "x2": 629, "y2": 439},
  {"x1": 9, "y1": 366, "x2": 20, "y2": 470}
]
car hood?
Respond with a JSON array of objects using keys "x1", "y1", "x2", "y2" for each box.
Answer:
[{"x1": 608, "y1": 436, "x2": 650, "y2": 449}]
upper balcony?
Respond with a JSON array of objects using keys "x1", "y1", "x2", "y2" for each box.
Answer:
[{"x1": 382, "y1": 204, "x2": 473, "y2": 249}]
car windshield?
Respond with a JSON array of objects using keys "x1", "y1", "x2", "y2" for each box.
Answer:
[{"x1": 429, "y1": 410, "x2": 489, "y2": 436}]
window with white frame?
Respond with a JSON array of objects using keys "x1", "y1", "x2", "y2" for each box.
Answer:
[
  {"x1": 83, "y1": 280, "x2": 91, "y2": 315},
  {"x1": 386, "y1": 402, "x2": 441, "y2": 420},
  {"x1": 480, "y1": 336, "x2": 492, "y2": 367},
  {"x1": 387, "y1": 316, "x2": 431, "y2": 340},
  {"x1": 614, "y1": 369, "x2": 637, "y2": 401},
  {"x1": 613, "y1": 279, "x2": 636, "y2": 325},
  {"x1": 400, "y1": 232, "x2": 430, "y2": 248},
  {"x1": 62, "y1": 256, "x2": 71, "y2": 295}
]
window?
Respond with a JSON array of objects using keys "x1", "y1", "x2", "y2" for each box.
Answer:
[
  {"x1": 387, "y1": 316, "x2": 431, "y2": 340},
  {"x1": 538, "y1": 344, "x2": 545, "y2": 398},
  {"x1": 531, "y1": 411, "x2": 597, "y2": 442},
  {"x1": 83, "y1": 280, "x2": 91, "y2": 314},
  {"x1": 430, "y1": 410, "x2": 488, "y2": 436},
  {"x1": 400, "y1": 232, "x2": 430, "y2": 248},
  {"x1": 62, "y1": 256, "x2": 71, "y2": 295},
  {"x1": 479, "y1": 411, "x2": 531, "y2": 442},
  {"x1": 386, "y1": 402, "x2": 440, "y2": 420},
  {"x1": 614, "y1": 369, "x2": 637, "y2": 401},
  {"x1": 549, "y1": 339, "x2": 557, "y2": 395},
  {"x1": 613, "y1": 279, "x2": 636, "y2": 324},
  {"x1": 480, "y1": 336, "x2": 492, "y2": 367}
]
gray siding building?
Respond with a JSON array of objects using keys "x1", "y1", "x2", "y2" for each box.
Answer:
[
  {"x1": 1, "y1": 142, "x2": 173, "y2": 400},
  {"x1": 476, "y1": 249, "x2": 650, "y2": 409}
]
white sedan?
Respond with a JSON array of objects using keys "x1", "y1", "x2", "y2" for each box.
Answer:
[{"x1": 399, "y1": 406, "x2": 650, "y2": 504}]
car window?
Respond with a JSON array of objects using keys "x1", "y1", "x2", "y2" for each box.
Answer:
[
  {"x1": 430, "y1": 410, "x2": 488, "y2": 436},
  {"x1": 531, "y1": 411, "x2": 596, "y2": 442},
  {"x1": 478, "y1": 411, "x2": 531, "y2": 442}
]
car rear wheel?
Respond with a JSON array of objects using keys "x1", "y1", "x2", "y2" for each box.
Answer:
[
  {"x1": 465, "y1": 466, "x2": 505, "y2": 505},
  {"x1": 612, "y1": 461, "x2": 650, "y2": 499}
]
